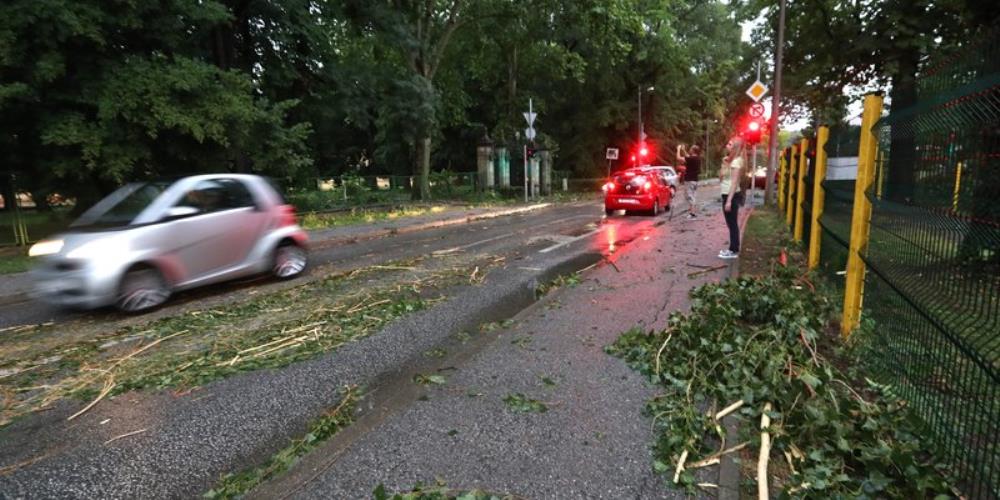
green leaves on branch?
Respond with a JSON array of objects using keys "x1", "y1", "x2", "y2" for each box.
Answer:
[{"x1": 606, "y1": 270, "x2": 955, "y2": 497}]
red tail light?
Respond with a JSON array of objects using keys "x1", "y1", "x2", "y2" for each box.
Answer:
[
  {"x1": 278, "y1": 204, "x2": 297, "y2": 227},
  {"x1": 603, "y1": 182, "x2": 616, "y2": 192}
]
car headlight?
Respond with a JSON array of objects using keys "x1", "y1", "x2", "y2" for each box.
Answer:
[
  {"x1": 66, "y1": 239, "x2": 129, "y2": 261},
  {"x1": 29, "y1": 239, "x2": 64, "y2": 257}
]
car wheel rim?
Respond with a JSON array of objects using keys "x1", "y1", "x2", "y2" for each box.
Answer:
[
  {"x1": 118, "y1": 270, "x2": 168, "y2": 312},
  {"x1": 275, "y1": 246, "x2": 306, "y2": 278}
]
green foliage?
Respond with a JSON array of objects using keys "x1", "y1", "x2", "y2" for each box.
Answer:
[
  {"x1": 606, "y1": 270, "x2": 955, "y2": 497},
  {"x1": 204, "y1": 386, "x2": 360, "y2": 499},
  {"x1": 372, "y1": 482, "x2": 516, "y2": 500},
  {"x1": 503, "y1": 393, "x2": 548, "y2": 414}
]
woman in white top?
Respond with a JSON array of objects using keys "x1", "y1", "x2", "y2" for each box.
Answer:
[{"x1": 719, "y1": 138, "x2": 746, "y2": 259}]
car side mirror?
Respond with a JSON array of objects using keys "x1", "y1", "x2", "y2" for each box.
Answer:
[{"x1": 165, "y1": 206, "x2": 200, "y2": 220}]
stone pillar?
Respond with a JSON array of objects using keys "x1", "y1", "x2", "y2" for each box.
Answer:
[
  {"x1": 540, "y1": 150, "x2": 552, "y2": 195},
  {"x1": 477, "y1": 136, "x2": 494, "y2": 192},
  {"x1": 496, "y1": 148, "x2": 510, "y2": 188},
  {"x1": 529, "y1": 157, "x2": 540, "y2": 198}
]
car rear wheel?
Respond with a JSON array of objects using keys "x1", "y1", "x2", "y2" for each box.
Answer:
[
  {"x1": 116, "y1": 267, "x2": 170, "y2": 313},
  {"x1": 605, "y1": 207, "x2": 615, "y2": 216},
  {"x1": 273, "y1": 242, "x2": 307, "y2": 279},
  {"x1": 650, "y1": 200, "x2": 660, "y2": 216}
]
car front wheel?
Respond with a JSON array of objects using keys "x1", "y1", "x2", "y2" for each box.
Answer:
[
  {"x1": 273, "y1": 243, "x2": 308, "y2": 279},
  {"x1": 116, "y1": 267, "x2": 170, "y2": 313}
]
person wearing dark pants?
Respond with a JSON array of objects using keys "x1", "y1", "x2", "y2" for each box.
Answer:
[{"x1": 719, "y1": 138, "x2": 746, "y2": 259}]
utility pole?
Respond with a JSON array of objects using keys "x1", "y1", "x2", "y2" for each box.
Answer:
[
  {"x1": 766, "y1": 0, "x2": 786, "y2": 206},
  {"x1": 637, "y1": 84, "x2": 643, "y2": 146}
]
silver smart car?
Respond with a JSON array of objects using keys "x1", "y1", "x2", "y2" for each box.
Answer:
[{"x1": 28, "y1": 174, "x2": 309, "y2": 312}]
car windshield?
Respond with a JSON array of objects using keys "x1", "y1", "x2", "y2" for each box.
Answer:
[{"x1": 72, "y1": 181, "x2": 174, "y2": 228}]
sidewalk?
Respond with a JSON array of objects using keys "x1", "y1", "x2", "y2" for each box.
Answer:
[
  {"x1": 0, "y1": 202, "x2": 562, "y2": 306},
  {"x1": 257, "y1": 189, "x2": 744, "y2": 498}
]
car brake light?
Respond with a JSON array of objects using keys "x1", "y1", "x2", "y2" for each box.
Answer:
[
  {"x1": 603, "y1": 182, "x2": 615, "y2": 192},
  {"x1": 278, "y1": 204, "x2": 297, "y2": 226}
]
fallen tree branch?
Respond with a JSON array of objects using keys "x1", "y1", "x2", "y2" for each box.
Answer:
[
  {"x1": 688, "y1": 441, "x2": 750, "y2": 469},
  {"x1": 686, "y1": 264, "x2": 727, "y2": 278},
  {"x1": 714, "y1": 399, "x2": 744, "y2": 421},
  {"x1": 653, "y1": 332, "x2": 674, "y2": 375},
  {"x1": 104, "y1": 428, "x2": 147, "y2": 445},
  {"x1": 673, "y1": 449, "x2": 689, "y2": 483},
  {"x1": 67, "y1": 377, "x2": 116, "y2": 421},
  {"x1": 758, "y1": 402, "x2": 773, "y2": 500}
]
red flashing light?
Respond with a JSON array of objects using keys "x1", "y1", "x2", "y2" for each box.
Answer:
[{"x1": 748, "y1": 121, "x2": 760, "y2": 132}]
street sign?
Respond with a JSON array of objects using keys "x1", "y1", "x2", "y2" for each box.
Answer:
[
  {"x1": 749, "y1": 102, "x2": 765, "y2": 118},
  {"x1": 746, "y1": 80, "x2": 768, "y2": 102},
  {"x1": 523, "y1": 111, "x2": 537, "y2": 126},
  {"x1": 525, "y1": 127, "x2": 536, "y2": 140},
  {"x1": 606, "y1": 148, "x2": 619, "y2": 160}
]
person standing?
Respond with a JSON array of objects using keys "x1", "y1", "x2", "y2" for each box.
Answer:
[
  {"x1": 676, "y1": 145, "x2": 702, "y2": 218},
  {"x1": 719, "y1": 138, "x2": 746, "y2": 259}
]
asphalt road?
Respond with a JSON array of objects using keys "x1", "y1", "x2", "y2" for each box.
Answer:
[
  {"x1": 0, "y1": 197, "x2": 719, "y2": 499},
  {"x1": 0, "y1": 201, "x2": 612, "y2": 328}
]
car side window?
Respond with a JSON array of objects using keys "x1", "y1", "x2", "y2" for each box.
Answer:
[
  {"x1": 217, "y1": 179, "x2": 257, "y2": 209},
  {"x1": 176, "y1": 179, "x2": 254, "y2": 214}
]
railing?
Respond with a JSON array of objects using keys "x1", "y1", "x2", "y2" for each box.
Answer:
[{"x1": 779, "y1": 34, "x2": 999, "y2": 496}]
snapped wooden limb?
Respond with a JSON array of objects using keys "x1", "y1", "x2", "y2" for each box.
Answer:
[
  {"x1": 673, "y1": 449, "x2": 689, "y2": 484},
  {"x1": 714, "y1": 399, "x2": 744, "y2": 421},
  {"x1": 757, "y1": 402, "x2": 773, "y2": 500}
]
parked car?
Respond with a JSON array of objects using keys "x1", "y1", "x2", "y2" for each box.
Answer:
[
  {"x1": 751, "y1": 166, "x2": 771, "y2": 189},
  {"x1": 641, "y1": 166, "x2": 680, "y2": 191},
  {"x1": 603, "y1": 168, "x2": 673, "y2": 216},
  {"x1": 28, "y1": 174, "x2": 309, "y2": 312}
]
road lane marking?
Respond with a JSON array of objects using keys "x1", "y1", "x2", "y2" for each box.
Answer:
[{"x1": 538, "y1": 228, "x2": 601, "y2": 253}]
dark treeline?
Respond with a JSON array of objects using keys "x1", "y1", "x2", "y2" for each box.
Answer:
[{"x1": 0, "y1": 0, "x2": 751, "y2": 206}]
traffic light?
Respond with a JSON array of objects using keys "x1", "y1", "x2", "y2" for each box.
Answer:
[
  {"x1": 639, "y1": 143, "x2": 649, "y2": 158},
  {"x1": 526, "y1": 146, "x2": 536, "y2": 159},
  {"x1": 745, "y1": 119, "x2": 763, "y2": 145}
]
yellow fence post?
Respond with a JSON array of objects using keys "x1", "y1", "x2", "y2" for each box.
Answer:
[
  {"x1": 793, "y1": 138, "x2": 809, "y2": 242},
  {"x1": 952, "y1": 161, "x2": 963, "y2": 212},
  {"x1": 786, "y1": 145, "x2": 798, "y2": 227},
  {"x1": 841, "y1": 94, "x2": 884, "y2": 337},
  {"x1": 777, "y1": 151, "x2": 787, "y2": 212},
  {"x1": 808, "y1": 127, "x2": 829, "y2": 269}
]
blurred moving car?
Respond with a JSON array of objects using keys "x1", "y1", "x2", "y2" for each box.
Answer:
[
  {"x1": 28, "y1": 175, "x2": 309, "y2": 312},
  {"x1": 641, "y1": 166, "x2": 680, "y2": 191},
  {"x1": 751, "y1": 167, "x2": 771, "y2": 189},
  {"x1": 602, "y1": 168, "x2": 673, "y2": 216}
]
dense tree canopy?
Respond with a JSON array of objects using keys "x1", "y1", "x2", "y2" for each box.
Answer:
[{"x1": 1, "y1": 0, "x2": 753, "y2": 204}]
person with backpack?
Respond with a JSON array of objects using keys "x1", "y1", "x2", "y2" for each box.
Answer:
[{"x1": 719, "y1": 138, "x2": 747, "y2": 260}]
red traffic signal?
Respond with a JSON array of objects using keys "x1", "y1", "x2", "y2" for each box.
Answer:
[
  {"x1": 745, "y1": 119, "x2": 763, "y2": 145},
  {"x1": 639, "y1": 143, "x2": 649, "y2": 157}
]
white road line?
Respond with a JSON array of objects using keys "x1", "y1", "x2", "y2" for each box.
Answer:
[
  {"x1": 539, "y1": 228, "x2": 601, "y2": 254},
  {"x1": 433, "y1": 214, "x2": 597, "y2": 256}
]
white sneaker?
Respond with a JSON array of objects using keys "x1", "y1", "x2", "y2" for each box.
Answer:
[{"x1": 718, "y1": 250, "x2": 739, "y2": 259}]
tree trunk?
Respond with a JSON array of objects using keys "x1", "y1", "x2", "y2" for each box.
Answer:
[
  {"x1": 886, "y1": 49, "x2": 920, "y2": 203},
  {"x1": 413, "y1": 136, "x2": 432, "y2": 200}
]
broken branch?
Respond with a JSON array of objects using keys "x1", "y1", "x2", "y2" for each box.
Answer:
[{"x1": 758, "y1": 402, "x2": 773, "y2": 500}]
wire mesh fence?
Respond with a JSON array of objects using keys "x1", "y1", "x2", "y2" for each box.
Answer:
[{"x1": 858, "y1": 35, "x2": 999, "y2": 497}]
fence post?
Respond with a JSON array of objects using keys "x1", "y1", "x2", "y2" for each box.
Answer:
[
  {"x1": 793, "y1": 138, "x2": 810, "y2": 242},
  {"x1": 841, "y1": 94, "x2": 884, "y2": 337},
  {"x1": 808, "y1": 126, "x2": 829, "y2": 269},
  {"x1": 785, "y1": 145, "x2": 797, "y2": 228},
  {"x1": 777, "y1": 151, "x2": 787, "y2": 212}
]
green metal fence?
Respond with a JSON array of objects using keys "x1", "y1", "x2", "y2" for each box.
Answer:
[{"x1": 856, "y1": 37, "x2": 998, "y2": 497}]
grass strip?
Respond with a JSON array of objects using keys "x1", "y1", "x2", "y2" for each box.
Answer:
[
  {"x1": 0, "y1": 255, "x2": 496, "y2": 427},
  {"x1": 0, "y1": 250, "x2": 31, "y2": 275},
  {"x1": 204, "y1": 385, "x2": 360, "y2": 499}
]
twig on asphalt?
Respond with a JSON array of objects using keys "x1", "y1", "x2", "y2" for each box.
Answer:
[
  {"x1": 0, "y1": 453, "x2": 50, "y2": 476},
  {"x1": 104, "y1": 428, "x2": 147, "y2": 445},
  {"x1": 687, "y1": 265, "x2": 727, "y2": 278},
  {"x1": 67, "y1": 377, "x2": 116, "y2": 421}
]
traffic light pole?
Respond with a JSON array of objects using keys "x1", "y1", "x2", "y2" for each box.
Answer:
[
  {"x1": 523, "y1": 144, "x2": 528, "y2": 203},
  {"x1": 765, "y1": 0, "x2": 787, "y2": 206}
]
